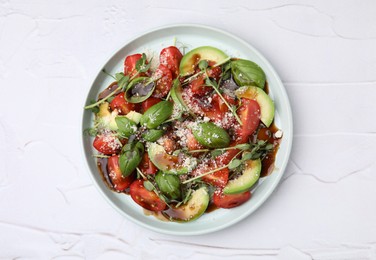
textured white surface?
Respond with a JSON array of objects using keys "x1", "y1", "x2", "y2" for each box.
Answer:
[{"x1": 1, "y1": 0, "x2": 376, "y2": 259}]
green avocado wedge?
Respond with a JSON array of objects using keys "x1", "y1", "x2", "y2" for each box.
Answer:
[
  {"x1": 179, "y1": 46, "x2": 229, "y2": 76},
  {"x1": 223, "y1": 158, "x2": 262, "y2": 195},
  {"x1": 235, "y1": 86, "x2": 275, "y2": 127},
  {"x1": 163, "y1": 187, "x2": 209, "y2": 222},
  {"x1": 147, "y1": 143, "x2": 188, "y2": 174}
]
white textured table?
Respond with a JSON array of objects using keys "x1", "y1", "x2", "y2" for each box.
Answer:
[{"x1": 1, "y1": 1, "x2": 376, "y2": 259}]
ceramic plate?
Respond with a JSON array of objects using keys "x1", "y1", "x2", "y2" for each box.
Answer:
[{"x1": 82, "y1": 24, "x2": 293, "y2": 235}]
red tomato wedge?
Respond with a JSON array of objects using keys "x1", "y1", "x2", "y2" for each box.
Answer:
[
  {"x1": 193, "y1": 161, "x2": 229, "y2": 188},
  {"x1": 236, "y1": 98, "x2": 261, "y2": 143},
  {"x1": 130, "y1": 180, "x2": 167, "y2": 211},
  {"x1": 124, "y1": 54, "x2": 148, "y2": 78},
  {"x1": 152, "y1": 65, "x2": 173, "y2": 98},
  {"x1": 93, "y1": 134, "x2": 122, "y2": 155},
  {"x1": 160, "y1": 46, "x2": 183, "y2": 79},
  {"x1": 213, "y1": 190, "x2": 251, "y2": 209},
  {"x1": 142, "y1": 97, "x2": 162, "y2": 112},
  {"x1": 139, "y1": 153, "x2": 158, "y2": 175},
  {"x1": 110, "y1": 92, "x2": 136, "y2": 115},
  {"x1": 107, "y1": 155, "x2": 135, "y2": 191}
]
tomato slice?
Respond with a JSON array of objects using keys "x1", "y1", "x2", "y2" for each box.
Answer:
[
  {"x1": 160, "y1": 46, "x2": 183, "y2": 79},
  {"x1": 110, "y1": 92, "x2": 136, "y2": 115},
  {"x1": 139, "y1": 153, "x2": 158, "y2": 175},
  {"x1": 215, "y1": 141, "x2": 240, "y2": 165},
  {"x1": 124, "y1": 54, "x2": 148, "y2": 78},
  {"x1": 207, "y1": 66, "x2": 222, "y2": 81},
  {"x1": 152, "y1": 65, "x2": 173, "y2": 98},
  {"x1": 193, "y1": 161, "x2": 229, "y2": 188},
  {"x1": 130, "y1": 179, "x2": 167, "y2": 211},
  {"x1": 186, "y1": 131, "x2": 203, "y2": 151},
  {"x1": 142, "y1": 97, "x2": 162, "y2": 113},
  {"x1": 93, "y1": 134, "x2": 122, "y2": 155},
  {"x1": 213, "y1": 190, "x2": 251, "y2": 209},
  {"x1": 189, "y1": 74, "x2": 212, "y2": 95},
  {"x1": 201, "y1": 94, "x2": 237, "y2": 122},
  {"x1": 107, "y1": 155, "x2": 135, "y2": 191},
  {"x1": 202, "y1": 168, "x2": 229, "y2": 188},
  {"x1": 236, "y1": 98, "x2": 261, "y2": 143}
]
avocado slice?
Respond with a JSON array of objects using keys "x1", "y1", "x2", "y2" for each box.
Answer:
[
  {"x1": 235, "y1": 86, "x2": 275, "y2": 127},
  {"x1": 148, "y1": 143, "x2": 188, "y2": 174},
  {"x1": 179, "y1": 46, "x2": 229, "y2": 76},
  {"x1": 223, "y1": 158, "x2": 261, "y2": 195},
  {"x1": 163, "y1": 187, "x2": 209, "y2": 222},
  {"x1": 97, "y1": 102, "x2": 118, "y2": 131}
]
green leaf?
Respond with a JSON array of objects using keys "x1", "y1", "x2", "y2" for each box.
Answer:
[
  {"x1": 83, "y1": 127, "x2": 97, "y2": 137},
  {"x1": 115, "y1": 72, "x2": 126, "y2": 81},
  {"x1": 88, "y1": 100, "x2": 99, "y2": 113},
  {"x1": 143, "y1": 180, "x2": 154, "y2": 191},
  {"x1": 115, "y1": 116, "x2": 137, "y2": 138},
  {"x1": 210, "y1": 149, "x2": 224, "y2": 157},
  {"x1": 228, "y1": 159, "x2": 242, "y2": 170},
  {"x1": 235, "y1": 143, "x2": 251, "y2": 150},
  {"x1": 155, "y1": 171, "x2": 181, "y2": 200},
  {"x1": 142, "y1": 129, "x2": 164, "y2": 142},
  {"x1": 140, "y1": 101, "x2": 173, "y2": 129},
  {"x1": 242, "y1": 152, "x2": 252, "y2": 161},
  {"x1": 265, "y1": 143, "x2": 274, "y2": 150},
  {"x1": 119, "y1": 141, "x2": 144, "y2": 177},
  {"x1": 198, "y1": 60, "x2": 208, "y2": 70},
  {"x1": 135, "y1": 53, "x2": 150, "y2": 73},
  {"x1": 231, "y1": 59, "x2": 266, "y2": 89},
  {"x1": 191, "y1": 122, "x2": 230, "y2": 148},
  {"x1": 125, "y1": 77, "x2": 155, "y2": 103}
]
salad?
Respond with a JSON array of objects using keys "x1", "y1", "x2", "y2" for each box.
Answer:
[{"x1": 84, "y1": 45, "x2": 282, "y2": 222}]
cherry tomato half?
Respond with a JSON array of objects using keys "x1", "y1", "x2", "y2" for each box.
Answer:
[
  {"x1": 213, "y1": 190, "x2": 251, "y2": 209},
  {"x1": 107, "y1": 155, "x2": 135, "y2": 191},
  {"x1": 193, "y1": 161, "x2": 229, "y2": 188},
  {"x1": 160, "y1": 46, "x2": 183, "y2": 79},
  {"x1": 139, "y1": 153, "x2": 158, "y2": 175},
  {"x1": 236, "y1": 98, "x2": 261, "y2": 143},
  {"x1": 110, "y1": 92, "x2": 136, "y2": 115},
  {"x1": 142, "y1": 97, "x2": 162, "y2": 113},
  {"x1": 93, "y1": 134, "x2": 122, "y2": 155},
  {"x1": 124, "y1": 54, "x2": 148, "y2": 78},
  {"x1": 130, "y1": 180, "x2": 167, "y2": 211},
  {"x1": 152, "y1": 65, "x2": 173, "y2": 98}
]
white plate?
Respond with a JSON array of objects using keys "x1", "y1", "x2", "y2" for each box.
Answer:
[{"x1": 81, "y1": 24, "x2": 293, "y2": 235}]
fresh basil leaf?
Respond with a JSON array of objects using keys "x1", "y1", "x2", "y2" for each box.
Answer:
[
  {"x1": 231, "y1": 59, "x2": 266, "y2": 89},
  {"x1": 142, "y1": 129, "x2": 164, "y2": 142},
  {"x1": 140, "y1": 101, "x2": 173, "y2": 129},
  {"x1": 192, "y1": 122, "x2": 230, "y2": 148},
  {"x1": 155, "y1": 171, "x2": 181, "y2": 200},
  {"x1": 125, "y1": 77, "x2": 155, "y2": 103},
  {"x1": 119, "y1": 141, "x2": 144, "y2": 177},
  {"x1": 115, "y1": 116, "x2": 137, "y2": 138}
]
